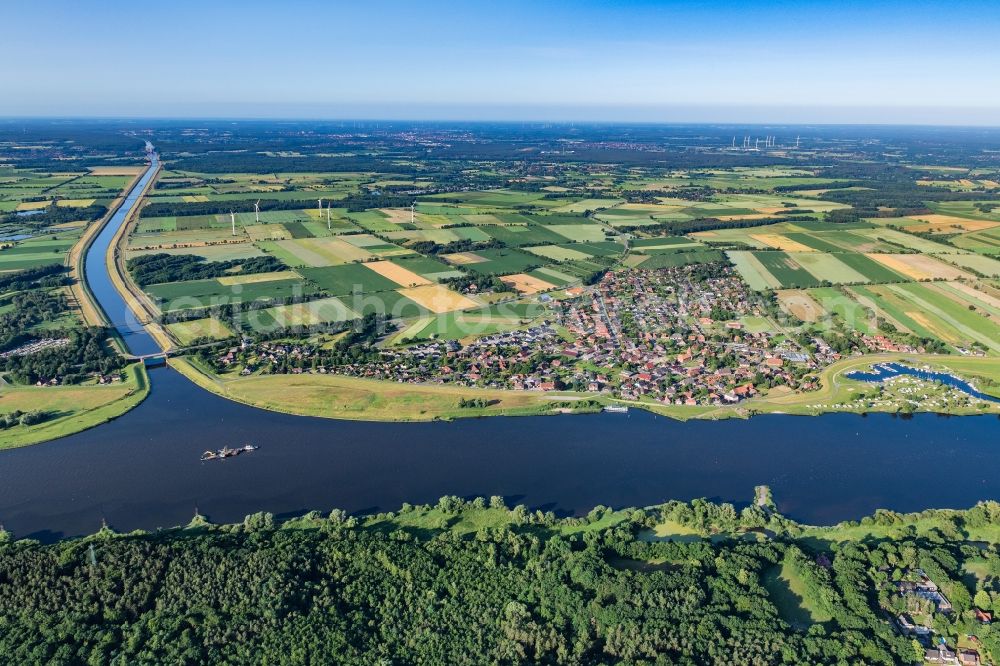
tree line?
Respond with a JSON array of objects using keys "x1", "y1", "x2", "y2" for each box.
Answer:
[{"x1": 7, "y1": 496, "x2": 1000, "y2": 664}]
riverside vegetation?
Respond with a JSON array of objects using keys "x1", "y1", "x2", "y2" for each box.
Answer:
[{"x1": 4, "y1": 495, "x2": 1000, "y2": 664}]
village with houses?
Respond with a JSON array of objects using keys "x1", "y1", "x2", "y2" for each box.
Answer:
[
  {"x1": 206, "y1": 262, "x2": 915, "y2": 408},
  {"x1": 890, "y1": 568, "x2": 994, "y2": 665}
]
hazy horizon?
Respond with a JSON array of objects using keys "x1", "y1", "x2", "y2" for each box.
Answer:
[
  {"x1": 5, "y1": 0, "x2": 1000, "y2": 126},
  {"x1": 3, "y1": 105, "x2": 1000, "y2": 128}
]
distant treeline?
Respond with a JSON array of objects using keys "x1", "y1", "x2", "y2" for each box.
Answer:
[
  {"x1": 616, "y1": 215, "x2": 817, "y2": 235},
  {"x1": 140, "y1": 198, "x2": 324, "y2": 219},
  {"x1": 821, "y1": 184, "x2": 1000, "y2": 215},
  {"x1": 126, "y1": 254, "x2": 286, "y2": 287},
  {"x1": 409, "y1": 238, "x2": 505, "y2": 256},
  {"x1": 167, "y1": 154, "x2": 404, "y2": 174},
  {"x1": 140, "y1": 193, "x2": 413, "y2": 218},
  {"x1": 773, "y1": 181, "x2": 864, "y2": 193},
  {"x1": 2, "y1": 202, "x2": 107, "y2": 228},
  {"x1": 342, "y1": 194, "x2": 413, "y2": 212}
]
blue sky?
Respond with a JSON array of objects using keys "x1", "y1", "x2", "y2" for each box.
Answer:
[{"x1": 3, "y1": 0, "x2": 999, "y2": 123}]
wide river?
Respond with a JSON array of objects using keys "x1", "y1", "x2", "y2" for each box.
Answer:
[{"x1": 1, "y1": 155, "x2": 998, "y2": 541}]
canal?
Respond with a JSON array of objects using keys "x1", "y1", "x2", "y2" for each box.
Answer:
[{"x1": 83, "y1": 151, "x2": 162, "y2": 357}]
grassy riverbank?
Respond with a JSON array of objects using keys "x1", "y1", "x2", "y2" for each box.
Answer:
[
  {"x1": 170, "y1": 355, "x2": 600, "y2": 421},
  {"x1": 0, "y1": 363, "x2": 149, "y2": 449},
  {"x1": 171, "y1": 352, "x2": 1000, "y2": 424}
]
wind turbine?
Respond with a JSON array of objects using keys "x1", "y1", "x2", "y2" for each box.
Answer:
[
  {"x1": 230, "y1": 211, "x2": 236, "y2": 236},
  {"x1": 731, "y1": 136, "x2": 736, "y2": 149},
  {"x1": 254, "y1": 200, "x2": 260, "y2": 224},
  {"x1": 795, "y1": 135, "x2": 801, "y2": 149},
  {"x1": 326, "y1": 202, "x2": 332, "y2": 231},
  {"x1": 410, "y1": 202, "x2": 415, "y2": 225},
  {"x1": 317, "y1": 198, "x2": 323, "y2": 218},
  {"x1": 755, "y1": 138, "x2": 760, "y2": 151}
]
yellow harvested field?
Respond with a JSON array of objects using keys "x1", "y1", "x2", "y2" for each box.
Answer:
[
  {"x1": 262, "y1": 297, "x2": 358, "y2": 326},
  {"x1": 866, "y1": 253, "x2": 971, "y2": 281},
  {"x1": 276, "y1": 238, "x2": 373, "y2": 266},
  {"x1": 460, "y1": 214, "x2": 505, "y2": 225},
  {"x1": 217, "y1": 270, "x2": 299, "y2": 286},
  {"x1": 166, "y1": 316, "x2": 234, "y2": 344},
  {"x1": 365, "y1": 260, "x2": 431, "y2": 287},
  {"x1": 183, "y1": 195, "x2": 210, "y2": 203},
  {"x1": 776, "y1": 290, "x2": 824, "y2": 322},
  {"x1": 716, "y1": 213, "x2": 774, "y2": 221},
  {"x1": 750, "y1": 234, "x2": 816, "y2": 252},
  {"x1": 619, "y1": 203, "x2": 686, "y2": 213},
  {"x1": 442, "y1": 251, "x2": 487, "y2": 265},
  {"x1": 379, "y1": 208, "x2": 414, "y2": 224},
  {"x1": 948, "y1": 281, "x2": 1000, "y2": 309},
  {"x1": 16, "y1": 201, "x2": 49, "y2": 211},
  {"x1": 245, "y1": 224, "x2": 289, "y2": 241},
  {"x1": 904, "y1": 214, "x2": 999, "y2": 233},
  {"x1": 56, "y1": 198, "x2": 96, "y2": 207},
  {"x1": 981, "y1": 180, "x2": 1000, "y2": 189},
  {"x1": 88, "y1": 166, "x2": 143, "y2": 175},
  {"x1": 907, "y1": 311, "x2": 960, "y2": 344},
  {"x1": 53, "y1": 220, "x2": 86, "y2": 229},
  {"x1": 398, "y1": 284, "x2": 477, "y2": 313},
  {"x1": 500, "y1": 273, "x2": 557, "y2": 294}
]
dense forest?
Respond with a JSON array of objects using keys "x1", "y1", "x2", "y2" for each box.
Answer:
[
  {"x1": 0, "y1": 289, "x2": 68, "y2": 351},
  {"x1": 0, "y1": 202, "x2": 107, "y2": 228},
  {"x1": 0, "y1": 327, "x2": 123, "y2": 384},
  {"x1": 3, "y1": 498, "x2": 1000, "y2": 664},
  {"x1": 126, "y1": 254, "x2": 286, "y2": 287}
]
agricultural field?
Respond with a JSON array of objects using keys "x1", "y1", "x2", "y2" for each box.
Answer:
[
  {"x1": 448, "y1": 248, "x2": 543, "y2": 275},
  {"x1": 0, "y1": 231, "x2": 83, "y2": 272},
  {"x1": 950, "y1": 227, "x2": 1000, "y2": 254},
  {"x1": 129, "y1": 170, "x2": 639, "y2": 347},
  {"x1": 256, "y1": 297, "x2": 359, "y2": 328},
  {"x1": 842, "y1": 282, "x2": 1000, "y2": 352},
  {"x1": 146, "y1": 276, "x2": 321, "y2": 311},
  {"x1": 940, "y1": 252, "x2": 1000, "y2": 277},
  {"x1": 165, "y1": 317, "x2": 235, "y2": 344},
  {"x1": 92, "y1": 129, "x2": 1000, "y2": 383}
]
